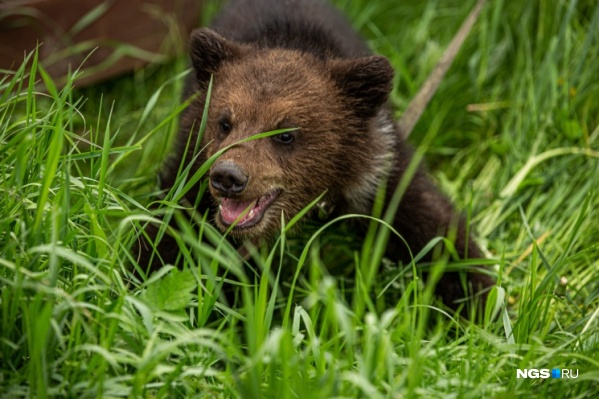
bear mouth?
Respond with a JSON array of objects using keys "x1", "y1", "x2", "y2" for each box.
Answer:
[{"x1": 218, "y1": 190, "x2": 280, "y2": 229}]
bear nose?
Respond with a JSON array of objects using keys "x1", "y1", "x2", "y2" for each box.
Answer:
[{"x1": 210, "y1": 162, "x2": 248, "y2": 196}]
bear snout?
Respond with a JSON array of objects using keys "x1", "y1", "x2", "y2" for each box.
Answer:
[{"x1": 210, "y1": 161, "x2": 248, "y2": 197}]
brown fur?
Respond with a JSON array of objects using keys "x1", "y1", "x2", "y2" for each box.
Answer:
[{"x1": 136, "y1": 0, "x2": 494, "y2": 314}]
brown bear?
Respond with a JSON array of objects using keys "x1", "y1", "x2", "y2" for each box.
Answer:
[{"x1": 138, "y1": 0, "x2": 494, "y2": 312}]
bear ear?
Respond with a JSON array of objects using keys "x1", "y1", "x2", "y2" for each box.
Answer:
[
  {"x1": 329, "y1": 56, "x2": 394, "y2": 118},
  {"x1": 189, "y1": 28, "x2": 245, "y2": 84}
]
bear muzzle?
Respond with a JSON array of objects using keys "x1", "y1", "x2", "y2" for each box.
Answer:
[{"x1": 210, "y1": 161, "x2": 281, "y2": 229}]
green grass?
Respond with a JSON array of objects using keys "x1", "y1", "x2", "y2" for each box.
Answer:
[{"x1": 1, "y1": 0, "x2": 599, "y2": 397}]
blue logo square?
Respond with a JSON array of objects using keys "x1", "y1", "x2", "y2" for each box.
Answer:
[{"x1": 551, "y1": 368, "x2": 561, "y2": 378}]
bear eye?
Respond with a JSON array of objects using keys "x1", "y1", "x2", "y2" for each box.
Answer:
[
  {"x1": 272, "y1": 132, "x2": 296, "y2": 144},
  {"x1": 218, "y1": 117, "x2": 232, "y2": 134}
]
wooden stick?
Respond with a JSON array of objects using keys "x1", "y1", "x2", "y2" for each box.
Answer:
[{"x1": 397, "y1": 0, "x2": 487, "y2": 138}]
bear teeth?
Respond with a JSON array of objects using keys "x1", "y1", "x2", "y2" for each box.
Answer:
[{"x1": 219, "y1": 190, "x2": 280, "y2": 228}]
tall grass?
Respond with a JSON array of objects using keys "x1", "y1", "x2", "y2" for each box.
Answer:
[{"x1": 1, "y1": 0, "x2": 598, "y2": 398}]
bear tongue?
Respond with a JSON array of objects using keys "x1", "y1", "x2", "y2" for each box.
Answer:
[{"x1": 220, "y1": 198, "x2": 258, "y2": 225}]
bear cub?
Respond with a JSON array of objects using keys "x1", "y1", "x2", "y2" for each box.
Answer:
[{"x1": 140, "y1": 0, "x2": 494, "y2": 312}]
